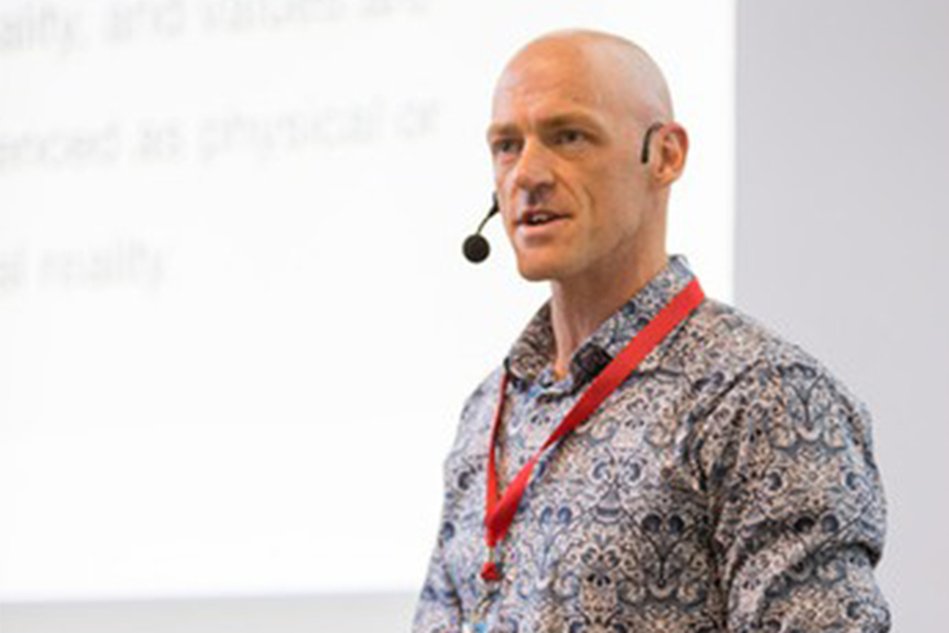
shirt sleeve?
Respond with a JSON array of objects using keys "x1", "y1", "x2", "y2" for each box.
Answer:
[
  {"x1": 702, "y1": 355, "x2": 891, "y2": 632},
  {"x1": 411, "y1": 457, "x2": 464, "y2": 633}
]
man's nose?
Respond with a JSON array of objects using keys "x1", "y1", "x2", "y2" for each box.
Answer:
[{"x1": 510, "y1": 138, "x2": 555, "y2": 201}]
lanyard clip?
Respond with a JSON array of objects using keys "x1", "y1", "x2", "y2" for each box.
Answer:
[{"x1": 480, "y1": 544, "x2": 502, "y2": 582}]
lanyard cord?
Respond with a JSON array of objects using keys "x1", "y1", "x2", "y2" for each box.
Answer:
[{"x1": 481, "y1": 278, "x2": 705, "y2": 582}]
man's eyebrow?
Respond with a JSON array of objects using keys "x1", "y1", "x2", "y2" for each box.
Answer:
[
  {"x1": 485, "y1": 111, "x2": 607, "y2": 140},
  {"x1": 485, "y1": 122, "x2": 518, "y2": 141},
  {"x1": 537, "y1": 112, "x2": 606, "y2": 131}
]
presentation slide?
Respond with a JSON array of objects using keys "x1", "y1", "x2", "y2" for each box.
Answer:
[{"x1": 0, "y1": 0, "x2": 734, "y2": 601}]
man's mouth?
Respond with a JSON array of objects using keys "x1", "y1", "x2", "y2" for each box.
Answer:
[{"x1": 517, "y1": 210, "x2": 569, "y2": 226}]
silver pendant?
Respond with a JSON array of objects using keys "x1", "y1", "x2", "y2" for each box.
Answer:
[
  {"x1": 462, "y1": 622, "x2": 488, "y2": 633},
  {"x1": 465, "y1": 580, "x2": 498, "y2": 633}
]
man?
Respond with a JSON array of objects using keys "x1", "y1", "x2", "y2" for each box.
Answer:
[{"x1": 413, "y1": 29, "x2": 889, "y2": 632}]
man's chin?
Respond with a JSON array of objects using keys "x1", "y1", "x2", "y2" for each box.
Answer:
[{"x1": 515, "y1": 256, "x2": 564, "y2": 282}]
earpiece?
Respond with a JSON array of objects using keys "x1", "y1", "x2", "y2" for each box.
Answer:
[{"x1": 640, "y1": 122, "x2": 664, "y2": 164}]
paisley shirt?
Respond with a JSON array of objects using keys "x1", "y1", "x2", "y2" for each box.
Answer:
[{"x1": 412, "y1": 254, "x2": 890, "y2": 632}]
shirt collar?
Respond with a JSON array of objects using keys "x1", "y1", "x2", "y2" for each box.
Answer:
[{"x1": 503, "y1": 253, "x2": 697, "y2": 391}]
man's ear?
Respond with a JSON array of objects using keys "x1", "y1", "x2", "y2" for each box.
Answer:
[{"x1": 653, "y1": 123, "x2": 689, "y2": 186}]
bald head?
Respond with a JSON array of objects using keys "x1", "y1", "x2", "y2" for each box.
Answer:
[
  {"x1": 493, "y1": 29, "x2": 674, "y2": 127},
  {"x1": 485, "y1": 28, "x2": 689, "y2": 285}
]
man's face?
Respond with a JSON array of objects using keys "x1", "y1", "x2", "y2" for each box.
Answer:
[{"x1": 487, "y1": 41, "x2": 651, "y2": 282}]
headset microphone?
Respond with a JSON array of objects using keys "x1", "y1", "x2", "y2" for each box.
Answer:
[{"x1": 462, "y1": 194, "x2": 499, "y2": 263}]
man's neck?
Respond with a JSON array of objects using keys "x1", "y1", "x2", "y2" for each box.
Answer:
[{"x1": 549, "y1": 248, "x2": 667, "y2": 380}]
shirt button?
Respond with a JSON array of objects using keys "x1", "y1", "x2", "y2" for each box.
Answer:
[{"x1": 539, "y1": 369, "x2": 554, "y2": 387}]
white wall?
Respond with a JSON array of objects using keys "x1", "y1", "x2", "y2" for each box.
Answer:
[{"x1": 736, "y1": 1, "x2": 949, "y2": 630}]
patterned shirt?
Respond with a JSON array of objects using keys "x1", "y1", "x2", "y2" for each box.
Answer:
[{"x1": 413, "y1": 254, "x2": 890, "y2": 632}]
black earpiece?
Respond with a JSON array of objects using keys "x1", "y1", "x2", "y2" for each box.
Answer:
[{"x1": 640, "y1": 122, "x2": 664, "y2": 164}]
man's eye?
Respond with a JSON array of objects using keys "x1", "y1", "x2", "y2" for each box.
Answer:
[
  {"x1": 555, "y1": 129, "x2": 586, "y2": 145},
  {"x1": 492, "y1": 139, "x2": 520, "y2": 155}
]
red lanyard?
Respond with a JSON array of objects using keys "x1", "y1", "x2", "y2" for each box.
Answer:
[{"x1": 480, "y1": 278, "x2": 705, "y2": 582}]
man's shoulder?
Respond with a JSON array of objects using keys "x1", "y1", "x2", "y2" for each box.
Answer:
[
  {"x1": 440, "y1": 365, "x2": 505, "y2": 457},
  {"x1": 690, "y1": 296, "x2": 873, "y2": 421},
  {"x1": 693, "y1": 296, "x2": 829, "y2": 372},
  {"x1": 459, "y1": 364, "x2": 505, "y2": 421}
]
